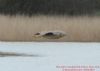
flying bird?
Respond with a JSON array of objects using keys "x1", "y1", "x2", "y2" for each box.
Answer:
[{"x1": 33, "y1": 31, "x2": 66, "y2": 39}]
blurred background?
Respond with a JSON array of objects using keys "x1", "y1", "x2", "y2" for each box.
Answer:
[{"x1": 0, "y1": 0, "x2": 100, "y2": 16}]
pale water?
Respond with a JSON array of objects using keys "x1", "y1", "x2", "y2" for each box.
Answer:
[{"x1": 0, "y1": 42, "x2": 100, "y2": 71}]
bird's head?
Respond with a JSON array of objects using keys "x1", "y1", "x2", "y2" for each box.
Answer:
[{"x1": 32, "y1": 33, "x2": 42, "y2": 38}]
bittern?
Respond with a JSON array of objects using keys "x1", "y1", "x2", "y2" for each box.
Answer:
[{"x1": 33, "y1": 31, "x2": 66, "y2": 39}]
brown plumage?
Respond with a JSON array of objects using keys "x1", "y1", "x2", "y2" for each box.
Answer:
[{"x1": 33, "y1": 31, "x2": 66, "y2": 39}]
